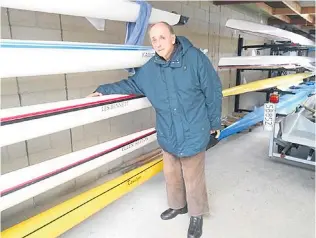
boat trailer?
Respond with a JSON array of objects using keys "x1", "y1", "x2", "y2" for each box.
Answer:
[{"x1": 268, "y1": 95, "x2": 315, "y2": 167}]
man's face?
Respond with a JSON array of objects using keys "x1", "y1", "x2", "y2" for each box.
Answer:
[{"x1": 149, "y1": 23, "x2": 176, "y2": 60}]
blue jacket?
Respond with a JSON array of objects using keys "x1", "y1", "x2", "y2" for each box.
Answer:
[{"x1": 95, "y1": 36, "x2": 222, "y2": 157}]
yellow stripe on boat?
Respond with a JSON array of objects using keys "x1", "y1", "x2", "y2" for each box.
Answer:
[
  {"x1": 222, "y1": 72, "x2": 313, "y2": 97},
  {"x1": 1, "y1": 158, "x2": 163, "y2": 238}
]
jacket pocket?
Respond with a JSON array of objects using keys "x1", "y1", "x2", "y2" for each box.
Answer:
[
  {"x1": 187, "y1": 121, "x2": 210, "y2": 135},
  {"x1": 183, "y1": 121, "x2": 210, "y2": 151}
]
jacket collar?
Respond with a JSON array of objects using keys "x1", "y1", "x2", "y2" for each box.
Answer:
[{"x1": 154, "y1": 42, "x2": 181, "y2": 68}]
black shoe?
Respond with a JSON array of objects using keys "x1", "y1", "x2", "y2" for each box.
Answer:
[
  {"x1": 160, "y1": 205, "x2": 188, "y2": 220},
  {"x1": 187, "y1": 216, "x2": 203, "y2": 238}
]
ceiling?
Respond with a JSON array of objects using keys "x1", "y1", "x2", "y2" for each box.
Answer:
[{"x1": 213, "y1": 1, "x2": 315, "y2": 39}]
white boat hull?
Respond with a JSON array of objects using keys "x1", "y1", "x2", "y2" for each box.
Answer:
[
  {"x1": 0, "y1": 39, "x2": 155, "y2": 78},
  {"x1": 0, "y1": 95, "x2": 152, "y2": 147},
  {"x1": 0, "y1": 128, "x2": 157, "y2": 211},
  {"x1": 226, "y1": 19, "x2": 315, "y2": 46},
  {"x1": 218, "y1": 56, "x2": 315, "y2": 71},
  {"x1": 0, "y1": 0, "x2": 186, "y2": 26}
]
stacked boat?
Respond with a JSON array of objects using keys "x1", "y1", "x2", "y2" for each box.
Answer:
[{"x1": 219, "y1": 19, "x2": 315, "y2": 71}]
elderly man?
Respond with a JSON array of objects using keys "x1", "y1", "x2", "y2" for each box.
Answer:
[{"x1": 88, "y1": 22, "x2": 222, "y2": 238}]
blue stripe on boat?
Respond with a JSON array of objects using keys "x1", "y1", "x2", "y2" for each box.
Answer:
[{"x1": 0, "y1": 40, "x2": 153, "y2": 51}]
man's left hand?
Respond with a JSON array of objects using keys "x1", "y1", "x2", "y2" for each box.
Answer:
[{"x1": 210, "y1": 130, "x2": 220, "y2": 138}]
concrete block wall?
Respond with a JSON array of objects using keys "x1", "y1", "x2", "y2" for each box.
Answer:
[{"x1": 1, "y1": 1, "x2": 268, "y2": 229}]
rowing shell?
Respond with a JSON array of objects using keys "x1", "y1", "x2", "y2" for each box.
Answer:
[
  {"x1": 219, "y1": 83, "x2": 316, "y2": 140},
  {"x1": 0, "y1": 39, "x2": 155, "y2": 78},
  {"x1": 0, "y1": 95, "x2": 151, "y2": 147},
  {"x1": 0, "y1": 0, "x2": 188, "y2": 26},
  {"x1": 222, "y1": 72, "x2": 314, "y2": 97},
  {"x1": 218, "y1": 56, "x2": 315, "y2": 71},
  {"x1": 0, "y1": 128, "x2": 157, "y2": 211},
  {"x1": 1, "y1": 157, "x2": 163, "y2": 238},
  {"x1": 226, "y1": 19, "x2": 315, "y2": 47}
]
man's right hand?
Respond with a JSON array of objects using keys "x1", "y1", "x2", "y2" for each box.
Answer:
[{"x1": 86, "y1": 92, "x2": 103, "y2": 97}]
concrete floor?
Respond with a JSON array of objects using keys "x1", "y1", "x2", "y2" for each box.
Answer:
[{"x1": 61, "y1": 127, "x2": 315, "y2": 238}]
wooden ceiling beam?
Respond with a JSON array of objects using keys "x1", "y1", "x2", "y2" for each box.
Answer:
[
  {"x1": 212, "y1": 1, "x2": 262, "y2": 5},
  {"x1": 268, "y1": 17, "x2": 314, "y2": 26},
  {"x1": 282, "y1": 1, "x2": 315, "y2": 24},
  {"x1": 302, "y1": 7, "x2": 316, "y2": 15},
  {"x1": 267, "y1": 18, "x2": 313, "y2": 38},
  {"x1": 273, "y1": 7, "x2": 316, "y2": 15},
  {"x1": 289, "y1": 18, "x2": 315, "y2": 26},
  {"x1": 301, "y1": 26, "x2": 316, "y2": 31},
  {"x1": 256, "y1": 2, "x2": 291, "y2": 23},
  {"x1": 212, "y1": 1, "x2": 263, "y2": 5}
]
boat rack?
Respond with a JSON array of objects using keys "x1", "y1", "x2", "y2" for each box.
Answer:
[
  {"x1": 234, "y1": 35, "x2": 310, "y2": 113},
  {"x1": 267, "y1": 98, "x2": 316, "y2": 167}
]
